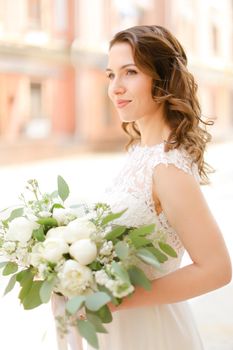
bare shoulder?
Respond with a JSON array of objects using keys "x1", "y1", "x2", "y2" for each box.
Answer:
[
  {"x1": 152, "y1": 163, "x2": 231, "y2": 276},
  {"x1": 152, "y1": 162, "x2": 205, "y2": 232}
]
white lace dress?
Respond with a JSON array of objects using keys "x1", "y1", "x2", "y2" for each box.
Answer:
[
  {"x1": 85, "y1": 142, "x2": 204, "y2": 350},
  {"x1": 53, "y1": 142, "x2": 204, "y2": 350}
]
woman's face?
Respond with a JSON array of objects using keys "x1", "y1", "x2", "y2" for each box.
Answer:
[{"x1": 106, "y1": 42, "x2": 158, "y2": 123}]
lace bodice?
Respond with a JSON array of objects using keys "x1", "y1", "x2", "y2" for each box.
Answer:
[{"x1": 101, "y1": 142, "x2": 200, "y2": 280}]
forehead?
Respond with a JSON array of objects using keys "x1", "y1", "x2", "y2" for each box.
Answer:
[{"x1": 107, "y1": 42, "x2": 135, "y2": 69}]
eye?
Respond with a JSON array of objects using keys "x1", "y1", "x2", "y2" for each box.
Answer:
[
  {"x1": 106, "y1": 72, "x2": 114, "y2": 80},
  {"x1": 126, "y1": 69, "x2": 137, "y2": 75}
]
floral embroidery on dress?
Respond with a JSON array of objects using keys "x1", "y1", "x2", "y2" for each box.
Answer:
[{"x1": 101, "y1": 142, "x2": 200, "y2": 280}]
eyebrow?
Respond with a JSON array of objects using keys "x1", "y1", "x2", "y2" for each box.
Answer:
[{"x1": 105, "y1": 64, "x2": 136, "y2": 72}]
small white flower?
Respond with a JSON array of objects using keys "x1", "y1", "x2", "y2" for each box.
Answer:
[
  {"x1": 2, "y1": 241, "x2": 16, "y2": 254},
  {"x1": 113, "y1": 283, "x2": 134, "y2": 298},
  {"x1": 99, "y1": 241, "x2": 113, "y2": 256},
  {"x1": 69, "y1": 239, "x2": 97, "y2": 265},
  {"x1": 6, "y1": 217, "x2": 40, "y2": 244},
  {"x1": 42, "y1": 237, "x2": 69, "y2": 263},
  {"x1": 64, "y1": 217, "x2": 97, "y2": 244},
  {"x1": 95, "y1": 270, "x2": 109, "y2": 285},
  {"x1": 52, "y1": 208, "x2": 77, "y2": 225},
  {"x1": 57, "y1": 259, "x2": 94, "y2": 298},
  {"x1": 15, "y1": 245, "x2": 31, "y2": 266}
]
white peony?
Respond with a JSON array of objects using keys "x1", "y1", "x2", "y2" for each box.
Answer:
[
  {"x1": 46, "y1": 226, "x2": 68, "y2": 240},
  {"x1": 6, "y1": 217, "x2": 40, "y2": 244},
  {"x1": 30, "y1": 242, "x2": 44, "y2": 267},
  {"x1": 52, "y1": 208, "x2": 77, "y2": 225},
  {"x1": 64, "y1": 217, "x2": 97, "y2": 244},
  {"x1": 57, "y1": 259, "x2": 94, "y2": 298},
  {"x1": 38, "y1": 211, "x2": 52, "y2": 218},
  {"x1": 69, "y1": 239, "x2": 97, "y2": 265},
  {"x1": 42, "y1": 237, "x2": 69, "y2": 263}
]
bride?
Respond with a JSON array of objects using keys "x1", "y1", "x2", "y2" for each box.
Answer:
[{"x1": 52, "y1": 25, "x2": 232, "y2": 350}]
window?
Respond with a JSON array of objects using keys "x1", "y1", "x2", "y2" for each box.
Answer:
[
  {"x1": 28, "y1": 0, "x2": 41, "y2": 29},
  {"x1": 30, "y1": 82, "x2": 42, "y2": 119},
  {"x1": 25, "y1": 82, "x2": 50, "y2": 138}
]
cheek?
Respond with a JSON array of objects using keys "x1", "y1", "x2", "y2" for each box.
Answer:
[{"x1": 107, "y1": 84, "x2": 113, "y2": 101}]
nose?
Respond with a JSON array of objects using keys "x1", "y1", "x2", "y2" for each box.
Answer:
[{"x1": 110, "y1": 78, "x2": 126, "y2": 96}]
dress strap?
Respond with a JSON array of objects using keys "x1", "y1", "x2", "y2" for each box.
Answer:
[{"x1": 150, "y1": 147, "x2": 200, "y2": 183}]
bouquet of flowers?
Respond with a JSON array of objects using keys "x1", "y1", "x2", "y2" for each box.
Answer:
[{"x1": 0, "y1": 176, "x2": 177, "y2": 349}]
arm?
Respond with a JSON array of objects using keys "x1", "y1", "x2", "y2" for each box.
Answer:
[{"x1": 110, "y1": 164, "x2": 232, "y2": 311}]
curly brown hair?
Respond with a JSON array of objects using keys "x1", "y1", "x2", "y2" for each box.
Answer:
[{"x1": 109, "y1": 25, "x2": 214, "y2": 185}]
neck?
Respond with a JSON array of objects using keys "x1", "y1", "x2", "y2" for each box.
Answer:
[{"x1": 135, "y1": 105, "x2": 171, "y2": 146}]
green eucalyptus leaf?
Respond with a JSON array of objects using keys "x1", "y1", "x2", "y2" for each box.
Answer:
[
  {"x1": 88, "y1": 261, "x2": 102, "y2": 271},
  {"x1": 128, "y1": 266, "x2": 151, "y2": 291},
  {"x1": 33, "y1": 226, "x2": 45, "y2": 242},
  {"x1": 7, "y1": 207, "x2": 24, "y2": 222},
  {"x1": 158, "y1": 242, "x2": 177, "y2": 258},
  {"x1": 105, "y1": 226, "x2": 126, "y2": 241},
  {"x1": 4, "y1": 273, "x2": 17, "y2": 295},
  {"x1": 22, "y1": 281, "x2": 44, "y2": 310},
  {"x1": 115, "y1": 241, "x2": 129, "y2": 260},
  {"x1": 136, "y1": 248, "x2": 161, "y2": 269},
  {"x1": 86, "y1": 312, "x2": 107, "y2": 333},
  {"x1": 37, "y1": 217, "x2": 58, "y2": 226},
  {"x1": 40, "y1": 276, "x2": 56, "y2": 303},
  {"x1": 129, "y1": 224, "x2": 155, "y2": 237},
  {"x1": 129, "y1": 235, "x2": 151, "y2": 249},
  {"x1": 66, "y1": 296, "x2": 86, "y2": 315},
  {"x1": 0, "y1": 261, "x2": 8, "y2": 269},
  {"x1": 85, "y1": 292, "x2": 111, "y2": 312},
  {"x1": 77, "y1": 319, "x2": 99, "y2": 349},
  {"x1": 95, "y1": 304, "x2": 112, "y2": 323},
  {"x1": 147, "y1": 246, "x2": 168, "y2": 263},
  {"x1": 51, "y1": 203, "x2": 65, "y2": 211},
  {"x1": 97, "y1": 284, "x2": 120, "y2": 306},
  {"x1": 101, "y1": 209, "x2": 127, "y2": 226},
  {"x1": 18, "y1": 279, "x2": 34, "y2": 303},
  {"x1": 111, "y1": 261, "x2": 130, "y2": 283},
  {"x1": 2, "y1": 262, "x2": 18, "y2": 276},
  {"x1": 57, "y1": 175, "x2": 70, "y2": 202},
  {"x1": 16, "y1": 268, "x2": 33, "y2": 284}
]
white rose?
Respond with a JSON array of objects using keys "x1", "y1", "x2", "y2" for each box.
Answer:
[
  {"x1": 69, "y1": 239, "x2": 97, "y2": 265},
  {"x1": 6, "y1": 217, "x2": 40, "y2": 244},
  {"x1": 64, "y1": 217, "x2": 96, "y2": 244},
  {"x1": 46, "y1": 226, "x2": 68, "y2": 240},
  {"x1": 52, "y1": 208, "x2": 77, "y2": 225},
  {"x1": 42, "y1": 237, "x2": 69, "y2": 263},
  {"x1": 57, "y1": 259, "x2": 94, "y2": 297}
]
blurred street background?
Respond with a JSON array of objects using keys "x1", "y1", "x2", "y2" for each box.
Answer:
[{"x1": 0, "y1": 0, "x2": 232, "y2": 349}]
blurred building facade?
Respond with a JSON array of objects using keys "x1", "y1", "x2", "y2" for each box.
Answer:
[
  {"x1": 0, "y1": 0, "x2": 75, "y2": 143},
  {"x1": 0, "y1": 0, "x2": 232, "y2": 154}
]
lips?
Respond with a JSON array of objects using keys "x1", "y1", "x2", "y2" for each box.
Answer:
[{"x1": 116, "y1": 100, "x2": 132, "y2": 109}]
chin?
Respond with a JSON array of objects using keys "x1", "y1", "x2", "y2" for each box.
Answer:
[{"x1": 118, "y1": 115, "x2": 138, "y2": 123}]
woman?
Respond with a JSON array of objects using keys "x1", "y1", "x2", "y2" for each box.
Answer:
[{"x1": 53, "y1": 25, "x2": 232, "y2": 350}]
